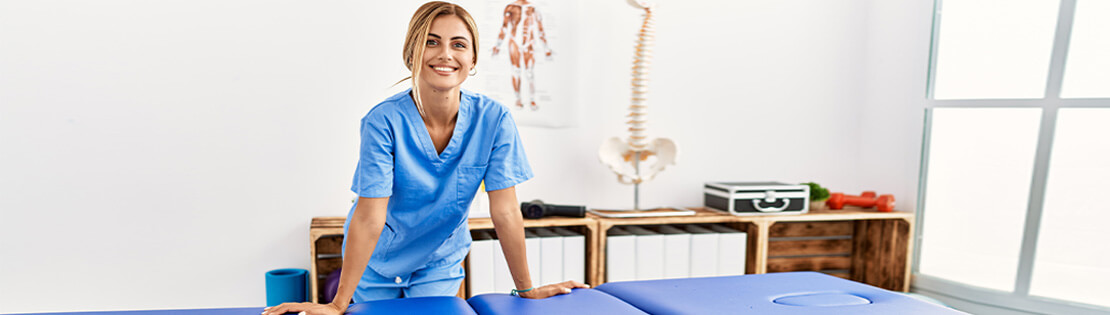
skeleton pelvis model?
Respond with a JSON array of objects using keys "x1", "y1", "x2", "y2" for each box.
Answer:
[{"x1": 598, "y1": 0, "x2": 677, "y2": 186}]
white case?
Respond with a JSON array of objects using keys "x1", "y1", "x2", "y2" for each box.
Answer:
[
  {"x1": 709, "y1": 225, "x2": 748, "y2": 276},
  {"x1": 655, "y1": 225, "x2": 691, "y2": 279},
  {"x1": 534, "y1": 228, "x2": 564, "y2": 286},
  {"x1": 553, "y1": 227, "x2": 586, "y2": 284},
  {"x1": 684, "y1": 225, "x2": 720, "y2": 277},
  {"x1": 606, "y1": 226, "x2": 637, "y2": 282},
  {"x1": 491, "y1": 233, "x2": 513, "y2": 292},
  {"x1": 468, "y1": 231, "x2": 497, "y2": 295},
  {"x1": 626, "y1": 226, "x2": 665, "y2": 281},
  {"x1": 524, "y1": 229, "x2": 541, "y2": 287}
]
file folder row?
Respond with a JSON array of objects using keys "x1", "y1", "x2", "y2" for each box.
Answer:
[
  {"x1": 468, "y1": 227, "x2": 587, "y2": 295},
  {"x1": 607, "y1": 224, "x2": 747, "y2": 282}
]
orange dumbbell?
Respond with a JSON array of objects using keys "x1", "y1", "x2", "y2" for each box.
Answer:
[{"x1": 826, "y1": 191, "x2": 895, "y2": 212}]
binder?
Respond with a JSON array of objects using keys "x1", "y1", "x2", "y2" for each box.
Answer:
[
  {"x1": 552, "y1": 227, "x2": 586, "y2": 284},
  {"x1": 524, "y1": 229, "x2": 542, "y2": 287},
  {"x1": 654, "y1": 225, "x2": 691, "y2": 279},
  {"x1": 625, "y1": 226, "x2": 665, "y2": 281},
  {"x1": 491, "y1": 232, "x2": 514, "y2": 292},
  {"x1": 709, "y1": 224, "x2": 748, "y2": 276},
  {"x1": 684, "y1": 224, "x2": 719, "y2": 277},
  {"x1": 534, "y1": 228, "x2": 564, "y2": 286},
  {"x1": 606, "y1": 226, "x2": 637, "y2": 282},
  {"x1": 468, "y1": 231, "x2": 497, "y2": 295}
]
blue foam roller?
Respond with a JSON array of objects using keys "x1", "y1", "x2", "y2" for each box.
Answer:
[
  {"x1": 265, "y1": 268, "x2": 307, "y2": 306},
  {"x1": 595, "y1": 272, "x2": 967, "y2": 315}
]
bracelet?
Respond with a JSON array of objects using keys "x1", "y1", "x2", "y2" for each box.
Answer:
[{"x1": 510, "y1": 287, "x2": 534, "y2": 297}]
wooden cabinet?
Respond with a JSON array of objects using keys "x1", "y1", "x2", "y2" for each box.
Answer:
[
  {"x1": 308, "y1": 206, "x2": 912, "y2": 302},
  {"x1": 307, "y1": 216, "x2": 597, "y2": 301},
  {"x1": 591, "y1": 207, "x2": 913, "y2": 291}
]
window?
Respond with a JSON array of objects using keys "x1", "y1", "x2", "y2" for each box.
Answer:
[{"x1": 917, "y1": 0, "x2": 1110, "y2": 314}]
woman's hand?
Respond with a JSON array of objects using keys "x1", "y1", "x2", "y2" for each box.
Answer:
[
  {"x1": 261, "y1": 302, "x2": 343, "y2": 315},
  {"x1": 517, "y1": 281, "x2": 591, "y2": 299}
]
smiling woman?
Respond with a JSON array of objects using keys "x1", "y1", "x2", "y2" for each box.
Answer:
[
  {"x1": 402, "y1": 3, "x2": 480, "y2": 120},
  {"x1": 259, "y1": 2, "x2": 588, "y2": 315}
]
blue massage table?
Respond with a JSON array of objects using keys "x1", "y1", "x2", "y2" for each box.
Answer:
[
  {"x1": 11, "y1": 272, "x2": 964, "y2": 314},
  {"x1": 591, "y1": 272, "x2": 965, "y2": 315},
  {"x1": 6, "y1": 296, "x2": 475, "y2": 315},
  {"x1": 467, "y1": 271, "x2": 964, "y2": 315}
]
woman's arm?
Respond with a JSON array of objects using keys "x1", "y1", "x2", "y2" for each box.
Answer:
[
  {"x1": 333, "y1": 197, "x2": 389, "y2": 308},
  {"x1": 487, "y1": 187, "x2": 589, "y2": 299},
  {"x1": 263, "y1": 197, "x2": 389, "y2": 315}
]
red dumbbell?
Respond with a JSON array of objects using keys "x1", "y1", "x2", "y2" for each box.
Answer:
[{"x1": 825, "y1": 191, "x2": 895, "y2": 212}]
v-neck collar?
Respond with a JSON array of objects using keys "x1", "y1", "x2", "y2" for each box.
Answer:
[{"x1": 403, "y1": 89, "x2": 470, "y2": 164}]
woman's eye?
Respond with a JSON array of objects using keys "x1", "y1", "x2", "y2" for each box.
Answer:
[
  {"x1": 426, "y1": 40, "x2": 438, "y2": 46},
  {"x1": 453, "y1": 42, "x2": 467, "y2": 49}
]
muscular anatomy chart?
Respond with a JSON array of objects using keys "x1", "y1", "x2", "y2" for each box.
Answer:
[{"x1": 491, "y1": 0, "x2": 553, "y2": 111}]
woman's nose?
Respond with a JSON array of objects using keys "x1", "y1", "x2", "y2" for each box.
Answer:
[{"x1": 434, "y1": 48, "x2": 453, "y2": 61}]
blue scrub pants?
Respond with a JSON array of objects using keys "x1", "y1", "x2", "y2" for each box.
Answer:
[{"x1": 352, "y1": 260, "x2": 465, "y2": 302}]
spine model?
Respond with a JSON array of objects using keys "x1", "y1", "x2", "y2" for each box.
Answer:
[
  {"x1": 628, "y1": 7, "x2": 653, "y2": 151},
  {"x1": 598, "y1": 1, "x2": 677, "y2": 210}
]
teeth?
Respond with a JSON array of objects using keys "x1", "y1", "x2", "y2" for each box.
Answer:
[{"x1": 433, "y1": 67, "x2": 455, "y2": 72}]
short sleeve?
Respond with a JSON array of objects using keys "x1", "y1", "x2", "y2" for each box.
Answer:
[
  {"x1": 483, "y1": 111, "x2": 533, "y2": 191},
  {"x1": 350, "y1": 112, "x2": 395, "y2": 198}
]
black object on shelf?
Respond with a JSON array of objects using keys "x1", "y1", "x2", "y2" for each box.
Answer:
[{"x1": 520, "y1": 200, "x2": 586, "y2": 219}]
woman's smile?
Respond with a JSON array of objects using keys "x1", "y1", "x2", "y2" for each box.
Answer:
[{"x1": 429, "y1": 64, "x2": 459, "y2": 75}]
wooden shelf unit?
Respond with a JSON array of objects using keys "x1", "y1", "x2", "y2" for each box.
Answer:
[
  {"x1": 588, "y1": 207, "x2": 913, "y2": 291},
  {"x1": 308, "y1": 216, "x2": 598, "y2": 301},
  {"x1": 308, "y1": 206, "x2": 913, "y2": 302},
  {"x1": 308, "y1": 217, "x2": 345, "y2": 304}
]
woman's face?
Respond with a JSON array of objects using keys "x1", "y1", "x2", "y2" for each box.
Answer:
[{"x1": 418, "y1": 15, "x2": 475, "y2": 93}]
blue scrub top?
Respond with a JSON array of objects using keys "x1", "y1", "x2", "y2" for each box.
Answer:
[{"x1": 344, "y1": 88, "x2": 533, "y2": 281}]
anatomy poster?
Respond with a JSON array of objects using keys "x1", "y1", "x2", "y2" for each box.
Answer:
[{"x1": 460, "y1": 0, "x2": 579, "y2": 128}]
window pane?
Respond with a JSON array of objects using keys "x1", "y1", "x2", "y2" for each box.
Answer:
[
  {"x1": 932, "y1": 0, "x2": 1059, "y2": 99},
  {"x1": 920, "y1": 108, "x2": 1041, "y2": 292},
  {"x1": 1030, "y1": 108, "x2": 1110, "y2": 307},
  {"x1": 1060, "y1": 0, "x2": 1110, "y2": 98}
]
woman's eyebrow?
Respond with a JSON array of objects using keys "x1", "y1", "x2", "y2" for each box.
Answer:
[
  {"x1": 428, "y1": 32, "x2": 468, "y2": 43},
  {"x1": 428, "y1": 33, "x2": 469, "y2": 43}
]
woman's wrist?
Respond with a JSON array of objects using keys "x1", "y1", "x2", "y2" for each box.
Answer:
[
  {"x1": 329, "y1": 299, "x2": 350, "y2": 312},
  {"x1": 510, "y1": 286, "x2": 535, "y2": 297}
]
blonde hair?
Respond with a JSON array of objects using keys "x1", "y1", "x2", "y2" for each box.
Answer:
[{"x1": 401, "y1": 1, "x2": 480, "y2": 117}]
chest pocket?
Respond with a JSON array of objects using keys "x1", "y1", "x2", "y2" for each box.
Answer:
[{"x1": 457, "y1": 165, "x2": 486, "y2": 209}]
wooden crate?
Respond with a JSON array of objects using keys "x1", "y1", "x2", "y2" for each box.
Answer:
[
  {"x1": 309, "y1": 217, "x2": 344, "y2": 303},
  {"x1": 766, "y1": 221, "x2": 855, "y2": 278},
  {"x1": 849, "y1": 218, "x2": 912, "y2": 291}
]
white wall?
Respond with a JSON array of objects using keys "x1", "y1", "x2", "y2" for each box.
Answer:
[
  {"x1": 0, "y1": 0, "x2": 932, "y2": 312},
  {"x1": 858, "y1": 0, "x2": 934, "y2": 219}
]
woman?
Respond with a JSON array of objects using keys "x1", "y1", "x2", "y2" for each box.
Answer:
[{"x1": 262, "y1": 2, "x2": 587, "y2": 315}]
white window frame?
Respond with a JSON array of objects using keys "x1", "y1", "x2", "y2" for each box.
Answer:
[{"x1": 915, "y1": 0, "x2": 1110, "y2": 314}]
